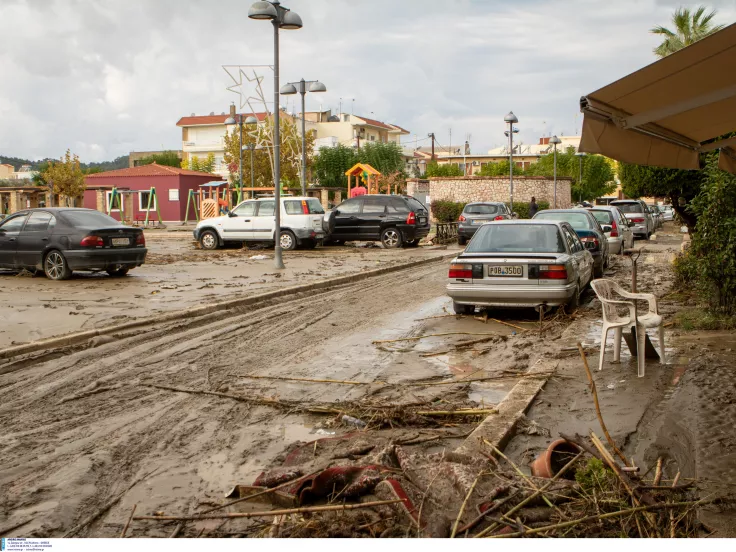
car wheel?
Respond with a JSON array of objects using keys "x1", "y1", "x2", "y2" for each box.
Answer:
[
  {"x1": 458, "y1": 236, "x2": 467, "y2": 246},
  {"x1": 594, "y1": 262, "x2": 604, "y2": 279},
  {"x1": 200, "y1": 230, "x2": 219, "y2": 250},
  {"x1": 568, "y1": 284, "x2": 581, "y2": 310},
  {"x1": 453, "y1": 302, "x2": 474, "y2": 315},
  {"x1": 106, "y1": 266, "x2": 130, "y2": 277},
  {"x1": 279, "y1": 230, "x2": 297, "y2": 251},
  {"x1": 381, "y1": 227, "x2": 403, "y2": 249},
  {"x1": 405, "y1": 239, "x2": 420, "y2": 248},
  {"x1": 44, "y1": 250, "x2": 72, "y2": 281}
]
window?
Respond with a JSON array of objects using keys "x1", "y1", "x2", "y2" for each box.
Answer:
[
  {"x1": 562, "y1": 227, "x2": 578, "y2": 252},
  {"x1": 337, "y1": 199, "x2": 361, "y2": 214},
  {"x1": 533, "y1": 211, "x2": 592, "y2": 230},
  {"x1": 169, "y1": 189, "x2": 179, "y2": 201},
  {"x1": 106, "y1": 191, "x2": 123, "y2": 212},
  {"x1": 406, "y1": 197, "x2": 427, "y2": 213},
  {"x1": 233, "y1": 201, "x2": 257, "y2": 216},
  {"x1": 362, "y1": 197, "x2": 386, "y2": 214},
  {"x1": 0, "y1": 213, "x2": 29, "y2": 232},
  {"x1": 284, "y1": 199, "x2": 325, "y2": 215},
  {"x1": 464, "y1": 204, "x2": 499, "y2": 216},
  {"x1": 60, "y1": 211, "x2": 120, "y2": 228},
  {"x1": 23, "y1": 211, "x2": 53, "y2": 232},
  {"x1": 590, "y1": 210, "x2": 613, "y2": 225},
  {"x1": 465, "y1": 224, "x2": 565, "y2": 254},
  {"x1": 611, "y1": 202, "x2": 643, "y2": 214},
  {"x1": 139, "y1": 190, "x2": 157, "y2": 211},
  {"x1": 256, "y1": 200, "x2": 275, "y2": 216},
  {"x1": 388, "y1": 198, "x2": 409, "y2": 213}
]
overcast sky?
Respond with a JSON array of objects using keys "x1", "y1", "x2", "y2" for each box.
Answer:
[{"x1": 1, "y1": 0, "x2": 734, "y2": 162}]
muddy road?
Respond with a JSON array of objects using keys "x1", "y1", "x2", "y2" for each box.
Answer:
[{"x1": 0, "y1": 258, "x2": 568, "y2": 538}]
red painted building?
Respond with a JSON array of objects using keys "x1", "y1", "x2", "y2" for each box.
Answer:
[{"x1": 83, "y1": 163, "x2": 225, "y2": 223}]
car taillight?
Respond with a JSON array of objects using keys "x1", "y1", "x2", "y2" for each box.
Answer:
[
  {"x1": 458, "y1": 215, "x2": 466, "y2": 222},
  {"x1": 581, "y1": 236, "x2": 600, "y2": 250},
  {"x1": 406, "y1": 211, "x2": 416, "y2": 225},
  {"x1": 301, "y1": 200, "x2": 310, "y2": 214},
  {"x1": 449, "y1": 263, "x2": 473, "y2": 279},
  {"x1": 539, "y1": 264, "x2": 568, "y2": 280},
  {"x1": 610, "y1": 220, "x2": 619, "y2": 237},
  {"x1": 494, "y1": 215, "x2": 504, "y2": 221},
  {"x1": 136, "y1": 233, "x2": 145, "y2": 246},
  {"x1": 80, "y1": 235, "x2": 104, "y2": 247},
  {"x1": 631, "y1": 218, "x2": 645, "y2": 223}
]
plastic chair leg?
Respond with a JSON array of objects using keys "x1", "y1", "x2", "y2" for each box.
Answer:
[
  {"x1": 636, "y1": 325, "x2": 646, "y2": 378},
  {"x1": 598, "y1": 327, "x2": 609, "y2": 371},
  {"x1": 613, "y1": 327, "x2": 622, "y2": 363},
  {"x1": 657, "y1": 324, "x2": 666, "y2": 364}
]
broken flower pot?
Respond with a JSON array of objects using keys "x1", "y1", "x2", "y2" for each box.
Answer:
[{"x1": 530, "y1": 439, "x2": 581, "y2": 479}]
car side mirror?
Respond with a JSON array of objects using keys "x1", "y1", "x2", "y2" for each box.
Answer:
[
  {"x1": 602, "y1": 225, "x2": 612, "y2": 233},
  {"x1": 228, "y1": 212, "x2": 236, "y2": 217},
  {"x1": 334, "y1": 209, "x2": 341, "y2": 215}
]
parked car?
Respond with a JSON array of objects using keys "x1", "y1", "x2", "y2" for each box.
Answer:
[
  {"x1": 194, "y1": 196, "x2": 325, "y2": 251},
  {"x1": 659, "y1": 205, "x2": 674, "y2": 222},
  {"x1": 610, "y1": 199, "x2": 655, "y2": 239},
  {"x1": 446, "y1": 220, "x2": 593, "y2": 313},
  {"x1": 0, "y1": 208, "x2": 146, "y2": 280},
  {"x1": 532, "y1": 209, "x2": 609, "y2": 278},
  {"x1": 648, "y1": 205, "x2": 664, "y2": 229},
  {"x1": 323, "y1": 194, "x2": 430, "y2": 248},
  {"x1": 586, "y1": 206, "x2": 634, "y2": 255},
  {"x1": 457, "y1": 202, "x2": 514, "y2": 245}
]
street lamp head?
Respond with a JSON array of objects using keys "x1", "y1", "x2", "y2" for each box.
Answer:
[
  {"x1": 504, "y1": 111, "x2": 518, "y2": 124},
  {"x1": 549, "y1": 135, "x2": 562, "y2": 145},
  {"x1": 308, "y1": 81, "x2": 327, "y2": 93},
  {"x1": 224, "y1": 116, "x2": 236, "y2": 125},
  {"x1": 248, "y1": 1, "x2": 278, "y2": 20},
  {"x1": 280, "y1": 83, "x2": 298, "y2": 95},
  {"x1": 244, "y1": 115, "x2": 258, "y2": 125},
  {"x1": 280, "y1": 10, "x2": 303, "y2": 29}
]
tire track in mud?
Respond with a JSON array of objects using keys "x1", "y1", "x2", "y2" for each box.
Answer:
[{"x1": 0, "y1": 261, "x2": 449, "y2": 536}]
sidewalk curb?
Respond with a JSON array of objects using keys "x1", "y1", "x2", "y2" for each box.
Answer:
[{"x1": 0, "y1": 253, "x2": 456, "y2": 360}]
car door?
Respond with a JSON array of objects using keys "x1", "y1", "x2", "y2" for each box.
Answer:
[
  {"x1": 0, "y1": 212, "x2": 29, "y2": 268},
  {"x1": 16, "y1": 211, "x2": 55, "y2": 268},
  {"x1": 616, "y1": 208, "x2": 634, "y2": 249},
  {"x1": 331, "y1": 198, "x2": 363, "y2": 240},
  {"x1": 251, "y1": 200, "x2": 276, "y2": 240},
  {"x1": 565, "y1": 224, "x2": 592, "y2": 285},
  {"x1": 221, "y1": 201, "x2": 257, "y2": 240},
  {"x1": 359, "y1": 196, "x2": 387, "y2": 239}
]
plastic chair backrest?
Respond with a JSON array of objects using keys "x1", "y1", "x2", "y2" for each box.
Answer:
[{"x1": 591, "y1": 279, "x2": 620, "y2": 322}]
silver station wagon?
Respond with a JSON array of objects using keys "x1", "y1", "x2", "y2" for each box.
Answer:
[{"x1": 446, "y1": 220, "x2": 594, "y2": 313}]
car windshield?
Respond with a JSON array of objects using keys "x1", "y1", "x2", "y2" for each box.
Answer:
[
  {"x1": 465, "y1": 224, "x2": 565, "y2": 253},
  {"x1": 533, "y1": 212, "x2": 592, "y2": 230},
  {"x1": 612, "y1": 203, "x2": 643, "y2": 214},
  {"x1": 590, "y1": 210, "x2": 613, "y2": 224},
  {"x1": 464, "y1": 204, "x2": 500, "y2": 215},
  {"x1": 60, "y1": 211, "x2": 120, "y2": 228}
]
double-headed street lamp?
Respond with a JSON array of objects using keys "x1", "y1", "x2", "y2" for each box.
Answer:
[
  {"x1": 280, "y1": 79, "x2": 327, "y2": 196},
  {"x1": 503, "y1": 111, "x2": 519, "y2": 210},
  {"x1": 550, "y1": 135, "x2": 562, "y2": 208},
  {"x1": 248, "y1": 0, "x2": 303, "y2": 270},
  {"x1": 224, "y1": 111, "x2": 258, "y2": 203}
]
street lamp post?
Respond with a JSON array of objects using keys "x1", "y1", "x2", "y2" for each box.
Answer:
[
  {"x1": 503, "y1": 112, "x2": 519, "y2": 212},
  {"x1": 280, "y1": 79, "x2": 327, "y2": 196},
  {"x1": 575, "y1": 152, "x2": 586, "y2": 204},
  {"x1": 225, "y1": 112, "x2": 259, "y2": 204},
  {"x1": 249, "y1": 0, "x2": 303, "y2": 270},
  {"x1": 550, "y1": 135, "x2": 562, "y2": 208}
]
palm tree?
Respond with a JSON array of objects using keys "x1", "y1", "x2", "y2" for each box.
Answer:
[{"x1": 650, "y1": 6, "x2": 725, "y2": 58}]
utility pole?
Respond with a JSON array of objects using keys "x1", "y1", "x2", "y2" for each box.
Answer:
[
  {"x1": 449, "y1": 128, "x2": 452, "y2": 157},
  {"x1": 428, "y1": 133, "x2": 435, "y2": 161}
]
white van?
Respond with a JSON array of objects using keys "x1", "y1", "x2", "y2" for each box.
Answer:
[{"x1": 194, "y1": 197, "x2": 326, "y2": 251}]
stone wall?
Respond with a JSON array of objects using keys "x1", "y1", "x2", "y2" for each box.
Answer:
[{"x1": 407, "y1": 176, "x2": 572, "y2": 216}]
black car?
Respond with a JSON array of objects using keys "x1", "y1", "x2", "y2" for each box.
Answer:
[
  {"x1": 532, "y1": 209, "x2": 610, "y2": 278},
  {"x1": 0, "y1": 208, "x2": 147, "y2": 280},
  {"x1": 457, "y1": 202, "x2": 514, "y2": 245},
  {"x1": 323, "y1": 195, "x2": 430, "y2": 248}
]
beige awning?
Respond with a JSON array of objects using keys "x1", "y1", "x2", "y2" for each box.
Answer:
[{"x1": 579, "y1": 22, "x2": 736, "y2": 173}]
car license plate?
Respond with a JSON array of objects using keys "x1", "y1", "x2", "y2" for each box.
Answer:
[
  {"x1": 472, "y1": 220, "x2": 483, "y2": 225},
  {"x1": 489, "y1": 265, "x2": 522, "y2": 277},
  {"x1": 418, "y1": 216, "x2": 427, "y2": 224},
  {"x1": 112, "y1": 238, "x2": 129, "y2": 246}
]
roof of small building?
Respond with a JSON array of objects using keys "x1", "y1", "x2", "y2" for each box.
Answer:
[
  {"x1": 85, "y1": 163, "x2": 225, "y2": 179},
  {"x1": 354, "y1": 115, "x2": 407, "y2": 132},
  {"x1": 176, "y1": 113, "x2": 269, "y2": 127}
]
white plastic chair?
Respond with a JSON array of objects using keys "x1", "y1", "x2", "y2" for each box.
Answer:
[{"x1": 590, "y1": 279, "x2": 665, "y2": 377}]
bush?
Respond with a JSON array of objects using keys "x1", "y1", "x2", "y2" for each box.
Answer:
[
  {"x1": 425, "y1": 162, "x2": 463, "y2": 178},
  {"x1": 513, "y1": 200, "x2": 549, "y2": 219}
]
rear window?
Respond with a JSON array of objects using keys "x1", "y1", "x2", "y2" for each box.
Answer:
[
  {"x1": 284, "y1": 199, "x2": 325, "y2": 215},
  {"x1": 612, "y1": 202, "x2": 643, "y2": 214},
  {"x1": 60, "y1": 211, "x2": 120, "y2": 228},
  {"x1": 465, "y1": 224, "x2": 565, "y2": 254},
  {"x1": 533, "y1": 212, "x2": 592, "y2": 230},
  {"x1": 464, "y1": 204, "x2": 500, "y2": 215},
  {"x1": 590, "y1": 210, "x2": 613, "y2": 224},
  {"x1": 406, "y1": 198, "x2": 427, "y2": 213}
]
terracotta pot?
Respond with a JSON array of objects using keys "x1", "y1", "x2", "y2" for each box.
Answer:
[{"x1": 530, "y1": 439, "x2": 581, "y2": 479}]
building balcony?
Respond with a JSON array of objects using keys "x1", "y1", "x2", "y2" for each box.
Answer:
[{"x1": 182, "y1": 140, "x2": 225, "y2": 153}]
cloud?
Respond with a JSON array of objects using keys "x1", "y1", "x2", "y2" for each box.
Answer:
[{"x1": 0, "y1": 0, "x2": 733, "y2": 161}]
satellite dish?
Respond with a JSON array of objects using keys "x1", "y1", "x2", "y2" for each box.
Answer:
[{"x1": 327, "y1": 115, "x2": 340, "y2": 122}]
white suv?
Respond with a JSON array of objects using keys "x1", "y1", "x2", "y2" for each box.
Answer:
[{"x1": 194, "y1": 196, "x2": 326, "y2": 251}]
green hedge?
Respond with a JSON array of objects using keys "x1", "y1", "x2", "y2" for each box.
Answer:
[{"x1": 430, "y1": 200, "x2": 549, "y2": 222}]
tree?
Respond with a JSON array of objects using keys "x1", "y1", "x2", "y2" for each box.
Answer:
[
  {"x1": 477, "y1": 159, "x2": 522, "y2": 177},
  {"x1": 182, "y1": 153, "x2": 216, "y2": 173},
  {"x1": 313, "y1": 144, "x2": 358, "y2": 188},
  {"x1": 425, "y1": 161, "x2": 463, "y2": 177},
  {"x1": 357, "y1": 142, "x2": 405, "y2": 175},
  {"x1": 137, "y1": 151, "x2": 181, "y2": 168},
  {"x1": 40, "y1": 150, "x2": 86, "y2": 205},
  {"x1": 618, "y1": 161, "x2": 705, "y2": 230},
  {"x1": 651, "y1": 6, "x2": 724, "y2": 58},
  {"x1": 526, "y1": 147, "x2": 615, "y2": 201}
]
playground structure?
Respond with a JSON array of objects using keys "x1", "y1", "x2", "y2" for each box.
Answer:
[
  {"x1": 106, "y1": 187, "x2": 165, "y2": 228},
  {"x1": 344, "y1": 163, "x2": 405, "y2": 197}
]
